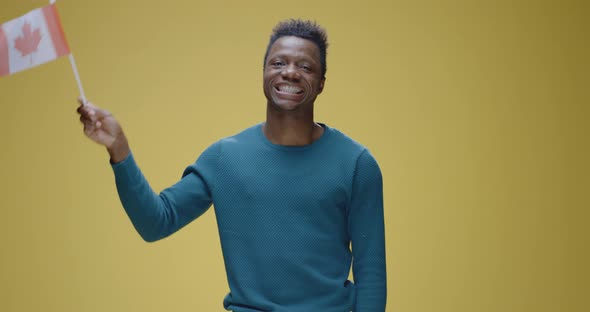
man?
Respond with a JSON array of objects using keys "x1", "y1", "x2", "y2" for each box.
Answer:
[{"x1": 77, "y1": 19, "x2": 386, "y2": 312}]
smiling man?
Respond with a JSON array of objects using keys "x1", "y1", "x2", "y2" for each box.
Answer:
[{"x1": 77, "y1": 19, "x2": 386, "y2": 312}]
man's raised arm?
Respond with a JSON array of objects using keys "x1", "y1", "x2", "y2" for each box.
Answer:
[{"x1": 76, "y1": 98, "x2": 216, "y2": 242}]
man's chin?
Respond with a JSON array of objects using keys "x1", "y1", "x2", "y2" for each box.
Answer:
[{"x1": 270, "y1": 100, "x2": 304, "y2": 112}]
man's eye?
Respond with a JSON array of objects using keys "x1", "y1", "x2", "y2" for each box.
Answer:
[
  {"x1": 272, "y1": 61, "x2": 284, "y2": 67},
  {"x1": 301, "y1": 65, "x2": 312, "y2": 71}
]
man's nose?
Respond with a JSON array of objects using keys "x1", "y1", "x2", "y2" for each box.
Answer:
[{"x1": 281, "y1": 64, "x2": 301, "y2": 81}]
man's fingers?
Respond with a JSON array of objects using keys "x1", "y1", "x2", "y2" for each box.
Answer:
[
  {"x1": 83, "y1": 121, "x2": 94, "y2": 135},
  {"x1": 77, "y1": 107, "x2": 96, "y2": 122},
  {"x1": 85, "y1": 106, "x2": 111, "y2": 120},
  {"x1": 76, "y1": 97, "x2": 99, "y2": 112},
  {"x1": 76, "y1": 97, "x2": 112, "y2": 142},
  {"x1": 80, "y1": 115, "x2": 95, "y2": 126},
  {"x1": 76, "y1": 101, "x2": 112, "y2": 123},
  {"x1": 81, "y1": 117, "x2": 94, "y2": 131}
]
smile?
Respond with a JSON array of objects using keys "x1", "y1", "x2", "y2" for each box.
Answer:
[{"x1": 275, "y1": 84, "x2": 304, "y2": 94}]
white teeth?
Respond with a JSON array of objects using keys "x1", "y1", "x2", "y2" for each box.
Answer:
[{"x1": 277, "y1": 85, "x2": 302, "y2": 94}]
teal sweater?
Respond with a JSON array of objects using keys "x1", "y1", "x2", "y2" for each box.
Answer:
[{"x1": 112, "y1": 123, "x2": 387, "y2": 312}]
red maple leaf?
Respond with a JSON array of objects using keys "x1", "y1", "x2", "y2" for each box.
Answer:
[{"x1": 14, "y1": 21, "x2": 42, "y2": 58}]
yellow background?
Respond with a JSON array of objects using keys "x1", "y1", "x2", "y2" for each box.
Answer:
[{"x1": 0, "y1": 0, "x2": 587, "y2": 311}]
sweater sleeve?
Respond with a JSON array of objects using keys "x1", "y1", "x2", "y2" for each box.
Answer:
[
  {"x1": 349, "y1": 149, "x2": 387, "y2": 311},
  {"x1": 111, "y1": 142, "x2": 219, "y2": 242}
]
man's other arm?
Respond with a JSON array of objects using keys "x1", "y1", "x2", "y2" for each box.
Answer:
[{"x1": 349, "y1": 149, "x2": 387, "y2": 311}]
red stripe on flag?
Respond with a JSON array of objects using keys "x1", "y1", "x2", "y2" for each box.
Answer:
[
  {"x1": 0, "y1": 26, "x2": 9, "y2": 76},
  {"x1": 42, "y1": 4, "x2": 70, "y2": 57}
]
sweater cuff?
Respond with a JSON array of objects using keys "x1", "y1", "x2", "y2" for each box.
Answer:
[{"x1": 110, "y1": 152, "x2": 135, "y2": 175}]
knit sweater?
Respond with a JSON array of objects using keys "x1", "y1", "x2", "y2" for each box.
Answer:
[{"x1": 111, "y1": 123, "x2": 387, "y2": 311}]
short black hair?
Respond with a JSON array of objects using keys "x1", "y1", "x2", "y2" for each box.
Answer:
[{"x1": 263, "y1": 19, "x2": 328, "y2": 79}]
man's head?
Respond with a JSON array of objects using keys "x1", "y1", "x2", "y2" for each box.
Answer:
[
  {"x1": 263, "y1": 19, "x2": 328, "y2": 112},
  {"x1": 264, "y1": 19, "x2": 328, "y2": 79}
]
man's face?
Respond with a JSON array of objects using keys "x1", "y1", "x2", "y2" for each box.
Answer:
[{"x1": 263, "y1": 36, "x2": 325, "y2": 112}]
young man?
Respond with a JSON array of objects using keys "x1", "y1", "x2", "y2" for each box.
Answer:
[{"x1": 77, "y1": 19, "x2": 386, "y2": 312}]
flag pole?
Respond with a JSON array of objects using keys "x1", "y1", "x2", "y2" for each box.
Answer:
[
  {"x1": 50, "y1": 0, "x2": 87, "y2": 104},
  {"x1": 68, "y1": 54, "x2": 86, "y2": 104}
]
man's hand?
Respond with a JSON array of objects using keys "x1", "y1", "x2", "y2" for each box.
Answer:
[{"x1": 76, "y1": 97, "x2": 130, "y2": 163}]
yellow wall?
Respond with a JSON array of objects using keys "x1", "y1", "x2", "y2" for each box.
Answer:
[{"x1": 1, "y1": 0, "x2": 587, "y2": 311}]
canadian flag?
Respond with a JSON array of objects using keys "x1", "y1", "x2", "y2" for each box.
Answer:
[{"x1": 0, "y1": 4, "x2": 70, "y2": 77}]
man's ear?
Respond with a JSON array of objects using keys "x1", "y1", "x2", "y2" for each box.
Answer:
[{"x1": 318, "y1": 78, "x2": 325, "y2": 94}]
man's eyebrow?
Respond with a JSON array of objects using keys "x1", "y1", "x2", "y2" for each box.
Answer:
[{"x1": 269, "y1": 53, "x2": 318, "y2": 63}]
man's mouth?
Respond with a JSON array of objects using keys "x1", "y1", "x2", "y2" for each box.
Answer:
[{"x1": 275, "y1": 84, "x2": 304, "y2": 94}]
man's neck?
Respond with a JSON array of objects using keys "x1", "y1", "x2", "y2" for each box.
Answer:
[{"x1": 264, "y1": 108, "x2": 323, "y2": 146}]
